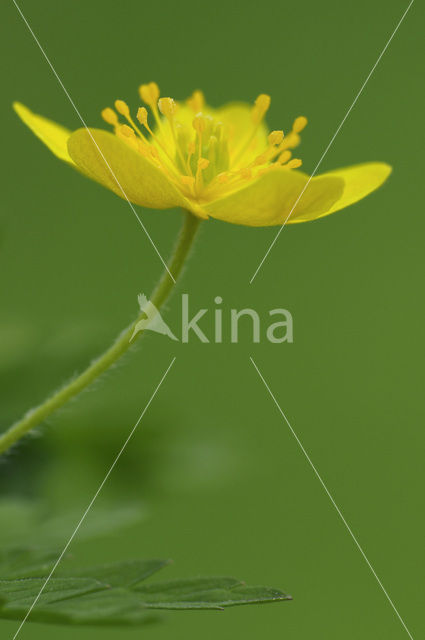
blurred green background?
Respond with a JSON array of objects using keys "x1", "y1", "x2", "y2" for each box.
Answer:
[{"x1": 0, "y1": 0, "x2": 423, "y2": 638}]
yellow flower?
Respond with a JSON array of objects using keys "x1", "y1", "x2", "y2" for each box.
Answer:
[{"x1": 13, "y1": 83, "x2": 391, "y2": 226}]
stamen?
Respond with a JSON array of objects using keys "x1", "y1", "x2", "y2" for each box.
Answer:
[
  {"x1": 120, "y1": 124, "x2": 135, "y2": 138},
  {"x1": 194, "y1": 157, "x2": 210, "y2": 194},
  {"x1": 150, "y1": 146, "x2": 160, "y2": 160},
  {"x1": 192, "y1": 114, "x2": 207, "y2": 171},
  {"x1": 139, "y1": 82, "x2": 160, "y2": 107},
  {"x1": 277, "y1": 150, "x2": 292, "y2": 164},
  {"x1": 253, "y1": 152, "x2": 269, "y2": 166},
  {"x1": 114, "y1": 100, "x2": 130, "y2": 118},
  {"x1": 279, "y1": 131, "x2": 301, "y2": 151},
  {"x1": 137, "y1": 107, "x2": 149, "y2": 127},
  {"x1": 187, "y1": 90, "x2": 205, "y2": 113},
  {"x1": 275, "y1": 118, "x2": 306, "y2": 152},
  {"x1": 118, "y1": 124, "x2": 138, "y2": 151},
  {"x1": 287, "y1": 158, "x2": 302, "y2": 169},
  {"x1": 292, "y1": 116, "x2": 308, "y2": 133},
  {"x1": 136, "y1": 105, "x2": 181, "y2": 174},
  {"x1": 139, "y1": 82, "x2": 163, "y2": 130},
  {"x1": 248, "y1": 130, "x2": 286, "y2": 168},
  {"x1": 159, "y1": 98, "x2": 190, "y2": 173},
  {"x1": 192, "y1": 113, "x2": 207, "y2": 135},
  {"x1": 135, "y1": 139, "x2": 150, "y2": 157},
  {"x1": 158, "y1": 97, "x2": 177, "y2": 119},
  {"x1": 137, "y1": 109, "x2": 157, "y2": 139},
  {"x1": 251, "y1": 94, "x2": 271, "y2": 125},
  {"x1": 232, "y1": 94, "x2": 271, "y2": 167},
  {"x1": 115, "y1": 100, "x2": 148, "y2": 142},
  {"x1": 197, "y1": 158, "x2": 210, "y2": 171},
  {"x1": 101, "y1": 107, "x2": 119, "y2": 126},
  {"x1": 239, "y1": 168, "x2": 252, "y2": 179},
  {"x1": 268, "y1": 130, "x2": 284, "y2": 146}
]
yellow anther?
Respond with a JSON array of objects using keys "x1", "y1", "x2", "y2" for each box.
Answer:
[
  {"x1": 136, "y1": 140, "x2": 149, "y2": 156},
  {"x1": 255, "y1": 94, "x2": 271, "y2": 111},
  {"x1": 150, "y1": 146, "x2": 160, "y2": 159},
  {"x1": 268, "y1": 130, "x2": 284, "y2": 146},
  {"x1": 158, "y1": 97, "x2": 177, "y2": 119},
  {"x1": 279, "y1": 131, "x2": 301, "y2": 150},
  {"x1": 120, "y1": 124, "x2": 135, "y2": 138},
  {"x1": 181, "y1": 175, "x2": 195, "y2": 186},
  {"x1": 101, "y1": 107, "x2": 118, "y2": 126},
  {"x1": 192, "y1": 113, "x2": 207, "y2": 134},
  {"x1": 187, "y1": 90, "x2": 205, "y2": 113},
  {"x1": 112, "y1": 102, "x2": 149, "y2": 144},
  {"x1": 287, "y1": 158, "x2": 302, "y2": 169},
  {"x1": 139, "y1": 82, "x2": 160, "y2": 106},
  {"x1": 253, "y1": 152, "x2": 268, "y2": 166},
  {"x1": 136, "y1": 107, "x2": 148, "y2": 127},
  {"x1": 117, "y1": 124, "x2": 138, "y2": 151},
  {"x1": 187, "y1": 141, "x2": 196, "y2": 155},
  {"x1": 252, "y1": 94, "x2": 271, "y2": 123},
  {"x1": 114, "y1": 100, "x2": 130, "y2": 117},
  {"x1": 197, "y1": 158, "x2": 210, "y2": 170},
  {"x1": 292, "y1": 116, "x2": 308, "y2": 133},
  {"x1": 239, "y1": 168, "x2": 252, "y2": 179},
  {"x1": 217, "y1": 173, "x2": 230, "y2": 184},
  {"x1": 277, "y1": 150, "x2": 292, "y2": 164}
]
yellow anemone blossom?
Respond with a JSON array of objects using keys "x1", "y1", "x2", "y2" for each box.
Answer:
[{"x1": 13, "y1": 83, "x2": 391, "y2": 226}]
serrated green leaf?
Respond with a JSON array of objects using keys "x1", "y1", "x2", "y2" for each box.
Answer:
[
  {"x1": 133, "y1": 576, "x2": 291, "y2": 610},
  {"x1": 0, "y1": 577, "x2": 107, "y2": 607},
  {"x1": 0, "y1": 549, "x2": 291, "y2": 626},
  {"x1": 1, "y1": 587, "x2": 159, "y2": 626},
  {"x1": 62, "y1": 559, "x2": 172, "y2": 587},
  {"x1": 0, "y1": 548, "x2": 58, "y2": 579}
]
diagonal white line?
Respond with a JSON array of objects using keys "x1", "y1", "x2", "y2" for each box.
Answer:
[
  {"x1": 11, "y1": 356, "x2": 176, "y2": 640},
  {"x1": 250, "y1": 356, "x2": 415, "y2": 640},
  {"x1": 250, "y1": 0, "x2": 414, "y2": 284},
  {"x1": 11, "y1": 0, "x2": 175, "y2": 282}
]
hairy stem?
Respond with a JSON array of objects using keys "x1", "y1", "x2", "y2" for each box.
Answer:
[{"x1": 0, "y1": 211, "x2": 201, "y2": 455}]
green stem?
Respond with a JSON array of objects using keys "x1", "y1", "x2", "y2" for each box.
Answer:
[{"x1": 0, "y1": 210, "x2": 201, "y2": 455}]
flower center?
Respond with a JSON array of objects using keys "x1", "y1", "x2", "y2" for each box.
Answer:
[{"x1": 101, "y1": 82, "x2": 307, "y2": 202}]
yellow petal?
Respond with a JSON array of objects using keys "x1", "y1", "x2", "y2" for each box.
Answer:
[
  {"x1": 204, "y1": 168, "x2": 344, "y2": 227},
  {"x1": 13, "y1": 102, "x2": 73, "y2": 164},
  {"x1": 67, "y1": 128, "x2": 198, "y2": 212},
  {"x1": 309, "y1": 162, "x2": 392, "y2": 219}
]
